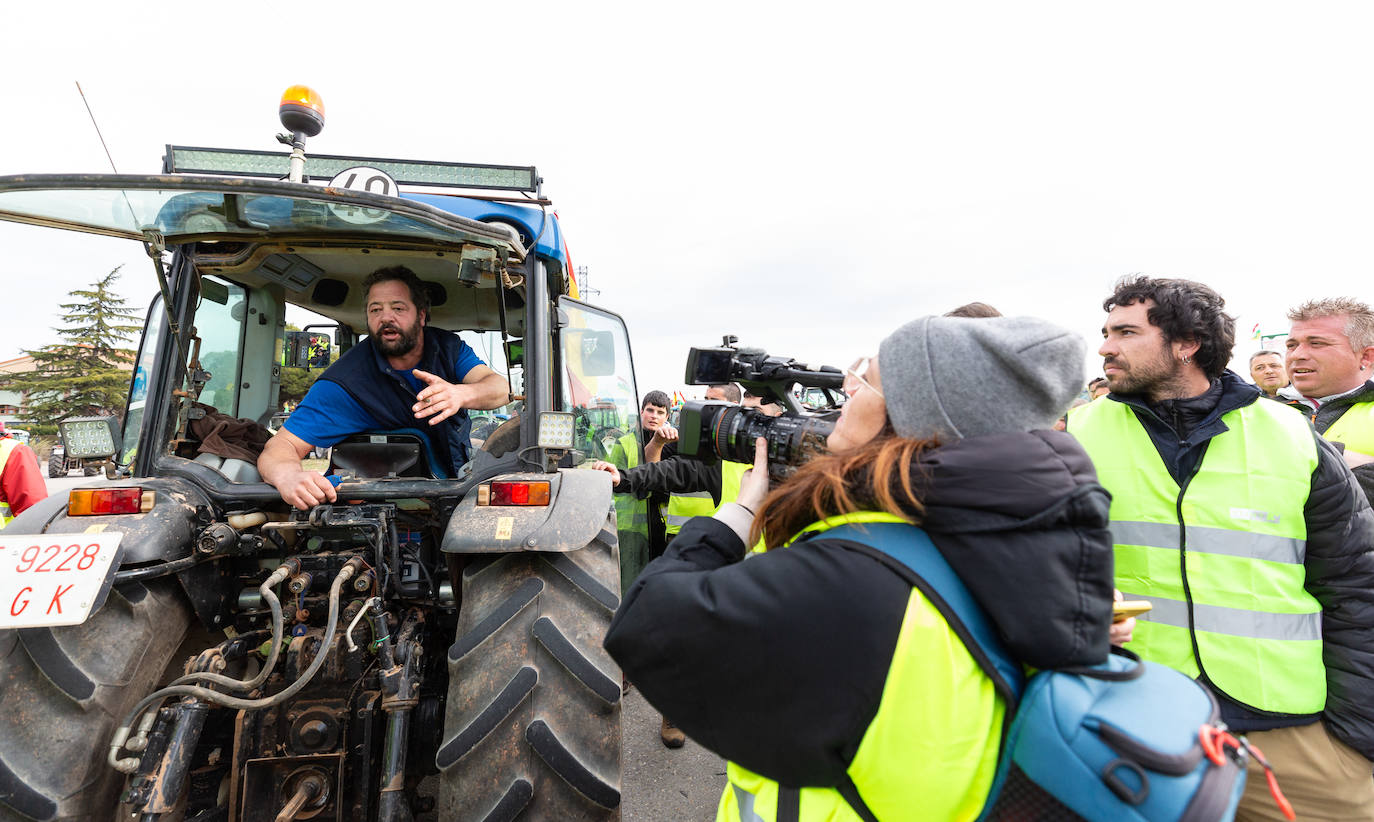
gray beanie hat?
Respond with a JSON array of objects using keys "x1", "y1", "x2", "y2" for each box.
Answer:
[{"x1": 877, "y1": 315, "x2": 1085, "y2": 441}]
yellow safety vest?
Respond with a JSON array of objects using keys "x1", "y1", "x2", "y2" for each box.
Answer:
[
  {"x1": 1069, "y1": 397, "x2": 1325, "y2": 714},
  {"x1": 1322, "y1": 401, "x2": 1374, "y2": 456},
  {"x1": 609, "y1": 432, "x2": 649, "y2": 533},
  {"x1": 664, "y1": 461, "x2": 749, "y2": 534},
  {"x1": 0, "y1": 437, "x2": 19, "y2": 528},
  {"x1": 717, "y1": 512, "x2": 1005, "y2": 822}
]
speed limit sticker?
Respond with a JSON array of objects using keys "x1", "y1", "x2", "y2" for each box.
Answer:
[
  {"x1": 327, "y1": 166, "x2": 399, "y2": 225},
  {"x1": 0, "y1": 534, "x2": 123, "y2": 629}
]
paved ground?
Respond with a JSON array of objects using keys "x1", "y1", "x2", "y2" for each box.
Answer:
[
  {"x1": 621, "y1": 685, "x2": 724, "y2": 821},
  {"x1": 43, "y1": 471, "x2": 100, "y2": 498}
]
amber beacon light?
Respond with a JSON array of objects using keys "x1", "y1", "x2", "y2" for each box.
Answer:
[
  {"x1": 278, "y1": 85, "x2": 326, "y2": 183},
  {"x1": 279, "y1": 85, "x2": 326, "y2": 137}
]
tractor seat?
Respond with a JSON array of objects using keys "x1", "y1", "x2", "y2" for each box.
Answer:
[{"x1": 328, "y1": 431, "x2": 448, "y2": 479}]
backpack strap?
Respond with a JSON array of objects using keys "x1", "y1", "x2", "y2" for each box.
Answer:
[{"x1": 808, "y1": 523, "x2": 1025, "y2": 704}]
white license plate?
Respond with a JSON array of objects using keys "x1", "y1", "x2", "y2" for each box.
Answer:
[{"x1": 0, "y1": 534, "x2": 124, "y2": 629}]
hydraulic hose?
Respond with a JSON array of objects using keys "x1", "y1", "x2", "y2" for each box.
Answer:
[
  {"x1": 110, "y1": 559, "x2": 361, "y2": 773},
  {"x1": 168, "y1": 562, "x2": 292, "y2": 693}
]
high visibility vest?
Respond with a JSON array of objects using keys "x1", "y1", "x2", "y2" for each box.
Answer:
[
  {"x1": 0, "y1": 438, "x2": 17, "y2": 528},
  {"x1": 1069, "y1": 397, "x2": 1325, "y2": 714},
  {"x1": 610, "y1": 432, "x2": 649, "y2": 533},
  {"x1": 664, "y1": 461, "x2": 749, "y2": 534},
  {"x1": 718, "y1": 512, "x2": 1005, "y2": 822},
  {"x1": 1322, "y1": 401, "x2": 1374, "y2": 456}
]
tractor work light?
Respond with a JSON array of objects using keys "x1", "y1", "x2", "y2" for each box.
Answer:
[
  {"x1": 68, "y1": 488, "x2": 154, "y2": 516},
  {"x1": 279, "y1": 85, "x2": 326, "y2": 137},
  {"x1": 537, "y1": 412, "x2": 576, "y2": 450},
  {"x1": 162, "y1": 147, "x2": 540, "y2": 192},
  {"x1": 59, "y1": 417, "x2": 121, "y2": 460},
  {"x1": 476, "y1": 481, "x2": 551, "y2": 507}
]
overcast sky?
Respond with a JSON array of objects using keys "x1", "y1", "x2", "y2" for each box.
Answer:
[{"x1": 2, "y1": 3, "x2": 1372, "y2": 399}]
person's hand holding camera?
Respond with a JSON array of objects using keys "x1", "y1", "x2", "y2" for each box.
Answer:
[{"x1": 736, "y1": 437, "x2": 770, "y2": 513}]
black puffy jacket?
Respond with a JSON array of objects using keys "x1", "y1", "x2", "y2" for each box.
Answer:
[{"x1": 603, "y1": 430, "x2": 1114, "y2": 787}]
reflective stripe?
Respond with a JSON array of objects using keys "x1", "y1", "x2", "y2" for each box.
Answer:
[
  {"x1": 1124, "y1": 593, "x2": 1322, "y2": 642},
  {"x1": 1111, "y1": 520, "x2": 1305, "y2": 565},
  {"x1": 733, "y1": 784, "x2": 765, "y2": 822},
  {"x1": 0, "y1": 439, "x2": 14, "y2": 529},
  {"x1": 664, "y1": 515, "x2": 694, "y2": 527}
]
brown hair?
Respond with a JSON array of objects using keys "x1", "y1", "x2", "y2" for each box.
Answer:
[
  {"x1": 944, "y1": 301, "x2": 1002, "y2": 318},
  {"x1": 751, "y1": 426, "x2": 940, "y2": 549}
]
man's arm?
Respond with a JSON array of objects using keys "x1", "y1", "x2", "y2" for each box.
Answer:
[
  {"x1": 619, "y1": 456, "x2": 723, "y2": 504},
  {"x1": 411, "y1": 365, "x2": 510, "y2": 425},
  {"x1": 1301, "y1": 434, "x2": 1374, "y2": 761},
  {"x1": 258, "y1": 428, "x2": 338, "y2": 511},
  {"x1": 2, "y1": 445, "x2": 47, "y2": 516}
]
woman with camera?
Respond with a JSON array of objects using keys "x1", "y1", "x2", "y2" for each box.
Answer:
[{"x1": 604, "y1": 315, "x2": 1118, "y2": 821}]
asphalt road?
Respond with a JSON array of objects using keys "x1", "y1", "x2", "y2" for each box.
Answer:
[{"x1": 621, "y1": 685, "x2": 725, "y2": 821}]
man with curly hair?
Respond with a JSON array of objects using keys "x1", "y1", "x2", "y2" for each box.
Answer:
[{"x1": 1069, "y1": 276, "x2": 1374, "y2": 821}]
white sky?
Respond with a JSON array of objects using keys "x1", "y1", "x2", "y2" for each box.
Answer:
[{"x1": 2, "y1": 2, "x2": 1372, "y2": 399}]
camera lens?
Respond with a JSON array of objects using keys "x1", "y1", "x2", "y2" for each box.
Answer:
[{"x1": 697, "y1": 404, "x2": 833, "y2": 480}]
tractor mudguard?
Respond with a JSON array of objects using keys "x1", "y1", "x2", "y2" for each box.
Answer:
[{"x1": 441, "y1": 468, "x2": 613, "y2": 554}]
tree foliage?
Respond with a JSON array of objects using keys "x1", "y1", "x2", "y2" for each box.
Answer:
[{"x1": 3, "y1": 266, "x2": 140, "y2": 434}]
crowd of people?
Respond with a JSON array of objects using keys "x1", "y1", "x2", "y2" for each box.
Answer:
[
  {"x1": 5, "y1": 263, "x2": 1372, "y2": 820},
  {"x1": 600, "y1": 278, "x2": 1374, "y2": 822}
]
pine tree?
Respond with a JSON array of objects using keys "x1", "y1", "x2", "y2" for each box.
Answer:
[{"x1": 3, "y1": 266, "x2": 141, "y2": 434}]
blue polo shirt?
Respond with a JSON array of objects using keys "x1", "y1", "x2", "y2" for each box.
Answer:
[{"x1": 285, "y1": 337, "x2": 485, "y2": 449}]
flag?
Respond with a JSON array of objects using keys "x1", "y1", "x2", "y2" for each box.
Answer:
[{"x1": 1251, "y1": 323, "x2": 1261, "y2": 340}]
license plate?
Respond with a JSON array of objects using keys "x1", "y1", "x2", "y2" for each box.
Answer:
[{"x1": 0, "y1": 534, "x2": 124, "y2": 629}]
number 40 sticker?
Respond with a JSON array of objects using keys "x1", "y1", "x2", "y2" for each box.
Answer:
[
  {"x1": 0, "y1": 533, "x2": 124, "y2": 629},
  {"x1": 327, "y1": 166, "x2": 399, "y2": 225}
]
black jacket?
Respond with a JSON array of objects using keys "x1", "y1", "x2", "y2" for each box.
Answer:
[
  {"x1": 1287, "y1": 379, "x2": 1374, "y2": 504},
  {"x1": 614, "y1": 453, "x2": 723, "y2": 504},
  {"x1": 1102, "y1": 373, "x2": 1374, "y2": 758},
  {"x1": 603, "y1": 430, "x2": 1114, "y2": 787}
]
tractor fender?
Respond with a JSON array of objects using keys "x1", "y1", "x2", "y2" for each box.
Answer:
[{"x1": 441, "y1": 468, "x2": 613, "y2": 553}]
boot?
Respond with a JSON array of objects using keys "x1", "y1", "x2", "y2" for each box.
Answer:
[{"x1": 660, "y1": 716, "x2": 686, "y2": 749}]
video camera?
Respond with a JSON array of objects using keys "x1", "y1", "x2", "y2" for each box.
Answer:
[{"x1": 677, "y1": 336, "x2": 844, "y2": 481}]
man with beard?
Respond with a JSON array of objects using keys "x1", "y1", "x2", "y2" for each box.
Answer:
[
  {"x1": 259, "y1": 266, "x2": 510, "y2": 510},
  {"x1": 1068, "y1": 276, "x2": 1374, "y2": 821}
]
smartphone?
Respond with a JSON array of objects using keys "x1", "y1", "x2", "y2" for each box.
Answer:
[{"x1": 1112, "y1": 600, "x2": 1152, "y2": 622}]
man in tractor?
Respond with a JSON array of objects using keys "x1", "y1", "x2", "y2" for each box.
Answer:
[{"x1": 259, "y1": 266, "x2": 510, "y2": 510}]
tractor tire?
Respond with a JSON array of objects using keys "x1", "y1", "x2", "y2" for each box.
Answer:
[
  {"x1": 81, "y1": 464, "x2": 100, "y2": 478},
  {"x1": 0, "y1": 581, "x2": 193, "y2": 821},
  {"x1": 437, "y1": 513, "x2": 622, "y2": 821},
  {"x1": 47, "y1": 453, "x2": 66, "y2": 479}
]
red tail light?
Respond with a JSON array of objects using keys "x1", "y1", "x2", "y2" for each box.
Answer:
[
  {"x1": 479, "y1": 481, "x2": 551, "y2": 506},
  {"x1": 68, "y1": 488, "x2": 153, "y2": 516}
]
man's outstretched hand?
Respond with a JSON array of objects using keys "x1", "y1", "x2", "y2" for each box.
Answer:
[
  {"x1": 412, "y1": 369, "x2": 473, "y2": 426},
  {"x1": 588, "y1": 460, "x2": 622, "y2": 484}
]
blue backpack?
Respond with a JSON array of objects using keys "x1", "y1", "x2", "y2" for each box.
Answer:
[{"x1": 819, "y1": 523, "x2": 1252, "y2": 822}]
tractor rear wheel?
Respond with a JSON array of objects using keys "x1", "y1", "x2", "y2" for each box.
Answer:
[
  {"x1": 0, "y1": 581, "x2": 192, "y2": 821},
  {"x1": 437, "y1": 513, "x2": 622, "y2": 820}
]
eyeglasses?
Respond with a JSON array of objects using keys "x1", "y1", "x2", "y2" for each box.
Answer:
[{"x1": 844, "y1": 356, "x2": 883, "y2": 398}]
